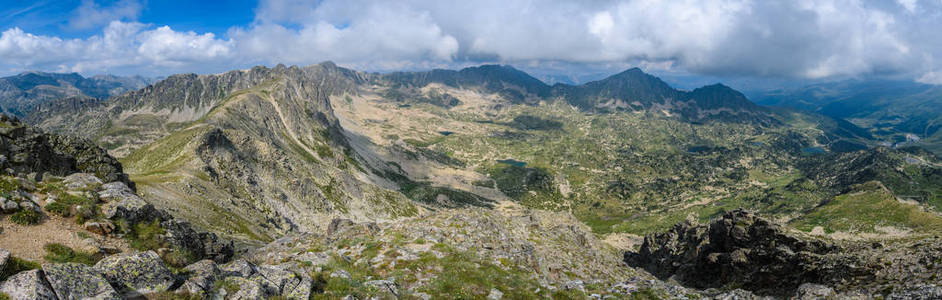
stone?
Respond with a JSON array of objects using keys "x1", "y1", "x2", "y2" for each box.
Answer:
[
  {"x1": 220, "y1": 276, "x2": 266, "y2": 300},
  {"x1": 42, "y1": 262, "x2": 121, "y2": 300},
  {"x1": 487, "y1": 288, "x2": 504, "y2": 300},
  {"x1": 364, "y1": 279, "x2": 398, "y2": 297},
  {"x1": 1, "y1": 200, "x2": 17, "y2": 213},
  {"x1": 101, "y1": 191, "x2": 168, "y2": 224},
  {"x1": 793, "y1": 283, "x2": 835, "y2": 300},
  {"x1": 0, "y1": 270, "x2": 57, "y2": 300},
  {"x1": 16, "y1": 201, "x2": 38, "y2": 212},
  {"x1": 252, "y1": 265, "x2": 313, "y2": 299},
  {"x1": 220, "y1": 259, "x2": 257, "y2": 278},
  {"x1": 160, "y1": 219, "x2": 234, "y2": 263},
  {"x1": 84, "y1": 220, "x2": 115, "y2": 235},
  {"x1": 180, "y1": 259, "x2": 221, "y2": 294},
  {"x1": 62, "y1": 173, "x2": 103, "y2": 190},
  {"x1": 0, "y1": 248, "x2": 9, "y2": 270},
  {"x1": 564, "y1": 280, "x2": 586, "y2": 292},
  {"x1": 97, "y1": 182, "x2": 136, "y2": 204},
  {"x1": 625, "y1": 209, "x2": 855, "y2": 296},
  {"x1": 93, "y1": 251, "x2": 175, "y2": 295},
  {"x1": 329, "y1": 269, "x2": 351, "y2": 280}
]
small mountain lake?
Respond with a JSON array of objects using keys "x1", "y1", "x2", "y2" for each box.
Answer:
[
  {"x1": 497, "y1": 159, "x2": 527, "y2": 167},
  {"x1": 439, "y1": 131, "x2": 454, "y2": 136}
]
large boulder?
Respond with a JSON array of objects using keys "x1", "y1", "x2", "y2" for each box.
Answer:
[
  {"x1": 62, "y1": 173, "x2": 102, "y2": 190},
  {"x1": 179, "y1": 259, "x2": 221, "y2": 295},
  {"x1": 99, "y1": 183, "x2": 169, "y2": 224},
  {"x1": 93, "y1": 251, "x2": 175, "y2": 295},
  {"x1": 0, "y1": 270, "x2": 57, "y2": 300},
  {"x1": 218, "y1": 276, "x2": 266, "y2": 300},
  {"x1": 161, "y1": 219, "x2": 234, "y2": 263},
  {"x1": 251, "y1": 265, "x2": 313, "y2": 299},
  {"x1": 42, "y1": 263, "x2": 121, "y2": 300}
]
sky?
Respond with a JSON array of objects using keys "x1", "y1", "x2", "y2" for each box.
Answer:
[{"x1": 1, "y1": 0, "x2": 941, "y2": 87}]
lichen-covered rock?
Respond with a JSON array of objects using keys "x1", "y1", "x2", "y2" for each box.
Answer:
[
  {"x1": 42, "y1": 262, "x2": 121, "y2": 300},
  {"x1": 0, "y1": 116, "x2": 130, "y2": 186},
  {"x1": 363, "y1": 279, "x2": 398, "y2": 298},
  {"x1": 96, "y1": 182, "x2": 134, "y2": 202},
  {"x1": 62, "y1": 173, "x2": 102, "y2": 190},
  {"x1": 93, "y1": 251, "x2": 175, "y2": 295},
  {"x1": 100, "y1": 190, "x2": 168, "y2": 224},
  {"x1": 793, "y1": 283, "x2": 835, "y2": 299},
  {"x1": 0, "y1": 269, "x2": 57, "y2": 300},
  {"x1": 219, "y1": 276, "x2": 265, "y2": 300},
  {"x1": 220, "y1": 259, "x2": 257, "y2": 278},
  {"x1": 251, "y1": 265, "x2": 313, "y2": 299},
  {"x1": 160, "y1": 219, "x2": 234, "y2": 263},
  {"x1": 179, "y1": 259, "x2": 220, "y2": 295}
]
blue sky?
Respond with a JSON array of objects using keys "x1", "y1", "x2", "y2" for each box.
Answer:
[
  {"x1": 0, "y1": 0, "x2": 941, "y2": 87},
  {"x1": 0, "y1": 1, "x2": 255, "y2": 38}
]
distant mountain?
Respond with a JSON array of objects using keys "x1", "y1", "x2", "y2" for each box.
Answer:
[
  {"x1": 0, "y1": 71, "x2": 155, "y2": 116},
  {"x1": 551, "y1": 68, "x2": 774, "y2": 124},
  {"x1": 383, "y1": 65, "x2": 773, "y2": 124},
  {"x1": 753, "y1": 80, "x2": 942, "y2": 154}
]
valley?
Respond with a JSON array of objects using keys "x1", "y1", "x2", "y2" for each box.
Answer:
[{"x1": 1, "y1": 62, "x2": 941, "y2": 299}]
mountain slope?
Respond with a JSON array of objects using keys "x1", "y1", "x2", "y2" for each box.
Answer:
[{"x1": 0, "y1": 72, "x2": 153, "y2": 117}]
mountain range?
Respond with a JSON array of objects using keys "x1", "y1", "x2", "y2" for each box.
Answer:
[
  {"x1": 1, "y1": 63, "x2": 941, "y2": 298},
  {"x1": 0, "y1": 72, "x2": 155, "y2": 117}
]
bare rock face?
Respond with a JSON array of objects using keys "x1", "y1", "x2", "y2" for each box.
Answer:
[
  {"x1": 93, "y1": 251, "x2": 175, "y2": 295},
  {"x1": 42, "y1": 263, "x2": 121, "y2": 300},
  {"x1": 0, "y1": 269, "x2": 57, "y2": 300},
  {"x1": 0, "y1": 115, "x2": 131, "y2": 187},
  {"x1": 625, "y1": 210, "x2": 869, "y2": 296}
]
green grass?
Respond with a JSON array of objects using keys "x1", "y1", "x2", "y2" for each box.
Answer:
[
  {"x1": 9, "y1": 209, "x2": 42, "y2": 225},
  {"x1": 791, "y1": 181, "x2": 942, "y2": 234},
  {"x1": 43, "y1": 243, "x2": 103, "y2": 265},
  {"x1": 0, "y1": 256, "x2": 41, "y2": 281}
]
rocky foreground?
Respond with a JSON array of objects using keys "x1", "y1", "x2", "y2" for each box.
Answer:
[{"x1": 626, "y1": 209, "x2": 942, "y2": 299}]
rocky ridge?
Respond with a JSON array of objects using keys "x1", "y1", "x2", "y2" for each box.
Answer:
[{"x1": 626, "y1": 209, "x2": 942, "y2": 298}]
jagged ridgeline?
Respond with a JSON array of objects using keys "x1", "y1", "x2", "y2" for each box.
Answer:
[
  {"x1": 30, "y1": 63, "x2": 428, "y2": 242},
  {"x1": 26, "y1": 62, "x2": 942, "y2": 245}
]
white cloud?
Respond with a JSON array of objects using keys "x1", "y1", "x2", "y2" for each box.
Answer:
[
  {"x1": 2, "y1": 0, "x2": 942, "y2": 83},
  {"x1": 68, "y1": 0, "x2": 143, "y2": 30},
  {"x1": 0, "y1": 21, "x2": 233, "y2": 75}
]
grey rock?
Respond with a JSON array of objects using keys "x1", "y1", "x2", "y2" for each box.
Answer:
[
  {"x1": 793, "y1": 283, "x2": 834, "y2": 300},
  {"x1": 220, "y1": 259, "x2": 257, "y2": 278},
  {"x1": 96, "y1": 182, "x2": 134, "y2": 203},
  {"x1": 887, "y1": 285, "x2": 942, "y2": 299},
  {"x1": 0, "y1": 269, "x2": 57, "y2": 300},
  {"x1": 0, "y1": 248, "x2": 9, "y2": 270},
  {"x1": 42, "y1": 262, "x2": 121, "y2": 300},
  {"x1": 364, "y1": 279, "x2": 398, "y2": 297},
  {"x1": 93, "y1": 251, "x2": 175, "y2": 295},
  {"x1": 253, "y1": 265, "x2": 312, "y2": 299},
  {"x1": 564, "y1": 280, "x2": 586, "y2": 292},
  {"x1": 16, "y1": 201, "x2": 38, "y2": 212},
  {"x1": 220, "y1": 276, "x2": 265, "y2": 300},
  {"x1": 180, "y1": 259, "x2": 221, "y2": 294},
  {"x1": 101, "y1": 191, "x2": 168, "y2": 224},
  {"x1": 160, "y1": 219, "x2": 234, "y2": 263},
  {"x1": 62, "y1": 173, "x2": 102, "y2": 190},
  {"x1": 329, "y1": 269, "x2": 351, "y2": 280},
  {"x1": 1, "y1": 200, "x2": 17, "y2": 213},
  {"x1": 487, "y1": 288, "x2": 504, "y2": 300}
]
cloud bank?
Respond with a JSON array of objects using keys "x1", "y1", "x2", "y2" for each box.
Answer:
[{"x1": 2, "y1": 0, "x2": 942, "y2": 83}]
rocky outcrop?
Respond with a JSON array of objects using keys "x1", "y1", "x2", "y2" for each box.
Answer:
[
  {"x1": 160, "y1": 219, "x2": 235, "y2": 263},
  {"x1": 0, "y1": 270, "x2": 57, "y2": 300},
  {"x1": 93, "y1": 251, "x2": 175, "y2": 295},
  {"x1": 625, "y1": 210, "x2": 869, "y2": 296},
  {"x1": 0, "y1": 115, "x2": 131, "y2": 187},
  {"x1": 626, "y1": 209, "x2": 942, "y2": 297},
  {"x1": 42, "y1": 263, "x2": 121, "y2": 300}
]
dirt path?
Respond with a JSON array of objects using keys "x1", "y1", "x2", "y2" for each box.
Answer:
[{"x1": 0, "y1": 215, "x2": 130, "y2": 262}]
